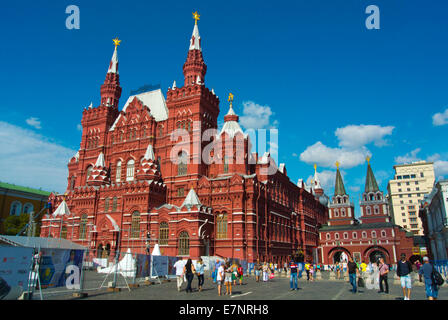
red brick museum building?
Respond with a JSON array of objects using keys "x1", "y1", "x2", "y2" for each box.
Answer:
[{"x1": 40, "y1": 16, "x2": 328, "y2": 264}]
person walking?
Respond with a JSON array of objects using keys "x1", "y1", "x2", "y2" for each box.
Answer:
[
  {"x1": 335, "y1": 262, "x2": 341, "y2": 279},
  {"x1": 262, "y1": 262, "x2": 269, "y2": 282},
  {"x1": 283, "y1": 261, "x2": 288, "y2": 274},
  {"x1": 298, "y1": 261, "x2": 304, "y2": 279},
  {"x1": 212, "y1": 259, "x2": 221, "y2": 284},
  {"x1": 305, "y1": 262, "x2": 310, "y2": 281},
  {"x1": 231, "y1": 260, "x2": 238, "y2": 286},
  {"x1": 418, "y1": 256, "x2": 439, "y2": 300},
  {"x1": 224, "y1": 262, "x2": 233, "y2": 295},
  {"x1": 216, "y1": 261, "x2": 224, "y2": 296},
  {"x1": 237, "y1": 263, "x2": 244, "y2": 285},
  {"x1": 378, "y1": 258, "x2": 389, "y2": 294},
  {"x1": 254, "y1": 259, "x2": 262, "y2": 282},
  {"x1": 196, "y1": 257, "x2": 205, "y2": 292},
  {"x1": 397, "y1": 253, "x2": 412, "y2": 300},
  {"x1": 309, "y1": 264, "x2": 314, "y2": 281},
  {"x1": 173, "y1": 259, "x2": 185, "y2": 292},
  {"x1": 289, "y1": 256, "x2": 299, "y2": 291},
  {"x1": 183, "y1": 259, "x2": 196, "y2": 293},
  {"x1": 347, "y1": 256, "x2": 359, "y2": 293}
]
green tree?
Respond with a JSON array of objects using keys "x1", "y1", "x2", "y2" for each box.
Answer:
[{"x1": 3, "y1": 213, "x2": 30, "y2": 235}]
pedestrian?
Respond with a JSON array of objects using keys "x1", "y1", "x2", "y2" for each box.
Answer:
[
  {"x1": 262, "y1": 262, "x2": 269, "y2": 282},
  {"x1": 216, "y1": 261, "x2": 224, "y2": 296},
  {"x1": 231, "y1": 260, "x2": 238, "y2": 286},
  {"x1": 378, "y1": 257, "x2": 389, "y2": 294},
  {"x1": 196, "y1": 257, "x2": 205, "y2": 292},
  {"x1": 224, "y1": 262, "x2": 233, "y2": 295},
  {"x1": 212, "y1": 259, "x2": 221, "y2": 283},
  {"x1": 289, "y1": 255, "x2": 299, "y2": 291},
  {"x1": 173, "y1": 259, "x2": 185, "y2": 292},
  {"x1": 347, "y1": 256, "x2": 359, "y2": 293},
  {"x1": 360, "y1": 260, "x2": 367, "y2": 277},
  {"x1": 305, "y1": 262, "x2": 310, "y2": 281},
  {"x1": 396, "y1": 253, "x2": 412, "y2": 300},
  {"x1": 237, "y1": 263, "x2": 244, "y2": 285},
  {"x1": 418, "y1": 256, "x2": 439, "y2": 300},
  {"x1": 284, "y1": 261, "x2": 287, "y2": 274},
  {"x1": 254, "y1": 259, "x2": 262, "y2": 282},
  {"x1": 335, "y1": 261, "x2": 341, "y2": 279},
  {"x1": 309, "y1": 264, "x2": 314, "y2": 281},
  {"x1": 183, "y1": 259, "x2": 196, "y2": 293},
  {"x1": 298, "y1": 261, "x2": 304, "y2": 279}
]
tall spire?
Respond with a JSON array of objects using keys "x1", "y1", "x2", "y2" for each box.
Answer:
[
  {"x1": 100, "y1": 38, "x2": 122, "y2": 108},
  {"x1": 313, "y1": 164, "x2": 322, "y2": 190},
  {"x1": 334, "y1": 161, "x2": 347, "y2": 196},
  {"x1": 220, "y1": 93, "x2": 244, "y2": 138},
  {"x1": 183, "y1": 12, "x2": 207, "y2": 86},
  {"x1": 364, "y1": 156, "x2": 379, "y2": 193}
]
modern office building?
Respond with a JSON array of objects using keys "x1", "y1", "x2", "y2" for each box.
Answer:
[{"x1": 387, "y1": 161, "x2": 435, "y2": 235}]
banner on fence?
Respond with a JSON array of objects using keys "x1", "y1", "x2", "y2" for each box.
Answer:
[
  {"x1": 135, "y1": 254, "x2": 151, "y2": 278},
  {"x1": 152, "y1": 256, "x2": 168, "y2": 277},
  {"x1": 38, "y1": 248, "x2": 84, "y2": 288},
  {"x1": 0, "y1": 246, "x2": 33, "y2": 297},
  {"x1": 168, "y1": 256, "x2": 179, "y2": 276}
]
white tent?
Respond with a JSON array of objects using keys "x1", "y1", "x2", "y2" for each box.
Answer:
[
  {"x1": 52, "y1": 200, "x2": 71, "y2": 217},
  {"x1": 151, "y1": 244, "x2": 161, "y2": 256},
  {"x1": 97, "y1": 248, "x2": 135, "y2": 277}
]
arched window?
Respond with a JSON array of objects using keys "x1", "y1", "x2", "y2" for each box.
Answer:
[
  {"x1": 159, "y1": 222, "x2": 169, "y2": 245},
  {"x1": 326, "y1": 233, "x2": 331, "y2": 240},
  {"x1": 79, "y1": 214, "x2": 88, "y2": 240},
  {"x1": 126, "y1": 159, "x2": 135, "y2": 181},
  {"x1": 343, "y1": 232, "x2": 348, "y2": 239},
  {"x1": 371, "y1": 231, "x2": 377, "y2": 238},
  {"x1": 374, "y1": 206, "x2": 379, "y2": 215},
  {"x1": 130, "y1": 211, "x2": 140, "y2": 239},
  {"x1": 178, "y1": 152, "x2": 187, "y2": 176},
  {"x1": 10, "y1": 201, "x2": 22, "y2": 216},
  {"x1": 86, "y1": 166, "x2": 93, "y2": 184},
  {"x1": 61, "y1": 226, "x2": 67, "y2": 239},
  {"x1": 104, "y1": 198, "x2": 110, "y2": 213},
  {"x1": 178, "y1": 231, "x2": 190, "y2": 256},
  {"x1": 381, "y1": 230, "x2": 386, "y2": 238},
  {"x1": 335, "y1": 233, "x2": 340, "y2": 240},
  {"x1": 366, "y1": 207, "x2": 371, "y2": 215},
  {"x1": 112, "y1": 197, "x2": 117, "y2": 212},
  {"x1": 70, "y1": 176, "x2": 76, "y2": 191},
  {"x1": 116, "y1": 160, "x2": 122, "y2": 182},
  {"x1": 341, "y1": 209, "x2": 346, "y2": 217},
  {"x1": 362, "y1": 231, "x2": 367, "y2": 238},
  {"x1": 216, "y1": 213, "x2": 228, "y2": 239},
  {"x1": 334, "y1": 209, "x2": 339, "y2": 217},
  {"x1": 352, "y1": 232, "x2": 357, "y2": 239},
  {"x1": 23, "y1": 203, "x2": 34, "y2": 214}
]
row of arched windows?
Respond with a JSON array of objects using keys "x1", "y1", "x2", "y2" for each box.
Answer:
[
  {"x1": 104, "y1": 197, "x2": 118, "y2": 213},
  {"x1": 9, "y1": 201, "x2": 34, "y2": 216},
  {"x1": 157, "y1": 223, "x2": 190, "y2": 255},
  {"x1": 87, "y1": 137, "x2": 100, "y2": 149},
  {"x1": 216, "y1": 212, "x2": 228, "y2": 239},
  {"x1": 176, "y1": 120, "x2": 193, "y2": 132}
]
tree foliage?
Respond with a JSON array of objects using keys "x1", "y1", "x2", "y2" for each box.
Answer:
[{"x1": 3, "y1": 213, "x2": 29, "y2": 235}]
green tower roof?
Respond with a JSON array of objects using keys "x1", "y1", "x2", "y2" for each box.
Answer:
[
  {"x1": 364, "y1": 159, "x2": 379, "y2": 193},
  {"x1": 334, "y1": 164, "x2": 347, "y2": 196}
]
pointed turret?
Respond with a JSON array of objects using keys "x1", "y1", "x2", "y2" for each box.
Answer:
[
  {"x1": 137, "y1": 143, "x2": 161, "y2": 181},
  {"x1": 364, "y1": 156, "x2": 379, "y2": 193},
  {"x1": 100, "y1": 38, "x2": 122, "y2": 108},
  {"x1": 334, "y1": 162, "x2": 346, "y2": 196},
  {"x1": 183, "y1": 12, "x2": 207, "y2": 86},
  {"x1": 182, "y1": 188, "x2": 202, "y2": 208},
  {"x1": 220, "y1": 93, "x2": 245, "y2": 138},
  {"x1": 87, "y1": 152, "x2": 110, "y2": 186}
]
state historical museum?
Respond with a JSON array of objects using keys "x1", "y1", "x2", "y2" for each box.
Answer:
[{"x1": 40, "y1": 15, "x2": 328, "y2": 264}]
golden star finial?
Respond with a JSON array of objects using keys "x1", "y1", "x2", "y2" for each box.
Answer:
[
  {"x1": 335, "y1": 161, "x2": 340, "y2": 169},
  {"x1": 113, "y1": 38, "x2": 121, "y2": 47},
  {"x1": 193, "y1": 11, "x2": 200, "y2": 24},
  {"x1": 314, "y1": 163, "x2": 317, "y2": 172},
  {"x1": 366, "y1": 155, "x2": 371, "y2": 164}
]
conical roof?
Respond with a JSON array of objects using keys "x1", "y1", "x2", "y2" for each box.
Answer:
[
  {"x1": 334, "y1": 164, "x2": 347, "y2": 196},
  {"x1": 365, "y1": 160, "x2": 379, "y2": 193},
  {"x1": 182, "y1": 188, "x2": 202, "y2": 207},
  {"x1": 52, "y1": 200, "x2": 71, "y2": 217}
]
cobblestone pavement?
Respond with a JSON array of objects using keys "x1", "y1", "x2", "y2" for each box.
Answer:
[{"x1": 33, "y1": 270, "x2": 447, "y2": 300}]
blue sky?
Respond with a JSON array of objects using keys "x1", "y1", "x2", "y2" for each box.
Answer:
[{"x1": 1, "y1": 0, "x2": 448, "y2": 215}]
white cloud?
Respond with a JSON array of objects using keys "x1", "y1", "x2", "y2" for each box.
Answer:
[
  {"x1": 239, "y1": 101, "x2": 278, "y2": 130},
  {"x1": 434, "y1": 160, "x2": 448, "y2": 178},
  {"x1": 306, "y1": 169, "x2": 338, "y2": 191},
  {"x1": 0, "y1": 121, "x2": 76, "y2": 193},
  {"x1": 349, "y1": 186, "x2": 360, "y2": 193},
  {"x1": 335, "y1": 124, "x2": 394, "y2": 148},
  {"x1": 394, "y1": 148, "x2": 421, "y2": 164},
  {"x1": 26, "y1": 117, "x2": 41, "y2": 129},
  {"x1": 77, "y1": 124, "x2": 83, "y2": 131},
  {"x1": 432, "y1": 108, "x2": 448, "y2": 126},
  {"x1": 300, "y1": 141, "x2": 370, "y2": 169}
]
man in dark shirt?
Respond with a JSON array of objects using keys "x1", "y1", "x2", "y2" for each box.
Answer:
[
  {"x1": 289, "y1": 256, "x2": 299, "y2": 291},
  {"x1": 347, "y1": 256, "x2": 359, "y2": 293},
  {"x1": 419, "y1": 256, "x2": 438, "y2": 300},
  {"x1": 397, "y1": 253, "x2": 412, "y2": 300}
]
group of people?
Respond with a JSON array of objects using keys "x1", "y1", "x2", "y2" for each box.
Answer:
[
  {"x1": 212, "y1": 260, "x2": 244, "y2": 295},
  {"x1": 173, "y1": 257, "x2": 205, "y2": 293},
  {"x1": 345, "y1": 253, "x2": 441, "y2": 300}
]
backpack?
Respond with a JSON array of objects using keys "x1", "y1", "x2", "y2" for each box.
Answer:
[{"x1": 431, "y1": 267, "x2": 444, "y2": 287}]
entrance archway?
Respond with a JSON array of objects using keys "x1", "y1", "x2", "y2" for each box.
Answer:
[{"x1": 369, "y1": 250, "x2": 386, "y2": 263}]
